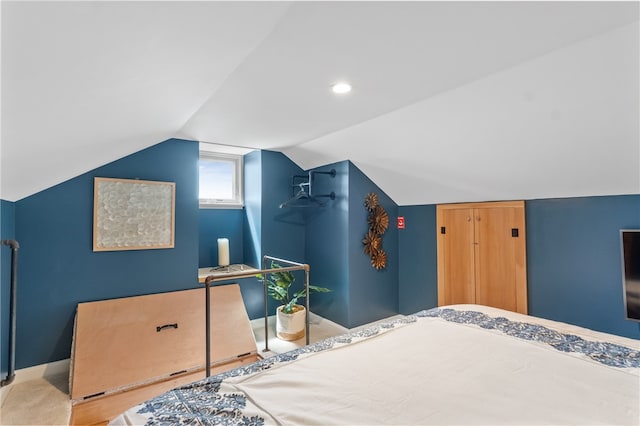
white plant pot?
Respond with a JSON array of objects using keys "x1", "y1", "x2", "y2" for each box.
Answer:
[{"x1": 276, "y1": 305, "x2": 306, "y2": 341}]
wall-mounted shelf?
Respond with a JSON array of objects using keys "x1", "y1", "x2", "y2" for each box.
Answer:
[{"x1": 197, "y1": 264, "x2": 259, "y2": 283}]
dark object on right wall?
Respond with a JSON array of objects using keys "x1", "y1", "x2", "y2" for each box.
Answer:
[
  {"x1": 621, "y1": 229, "x2": 640, "y2": 322},
  {"x1": 363, "y1": 192, "x2": 388, "y2": 269}
]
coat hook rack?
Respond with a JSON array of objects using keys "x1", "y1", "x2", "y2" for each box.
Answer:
[{"x1": 280, "y1": 169, "x2": 336, "y2": 208}]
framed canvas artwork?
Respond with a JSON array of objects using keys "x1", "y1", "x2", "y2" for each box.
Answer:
[{"x1": 93, "y1": 177, "x2": 175, "y2": 251}]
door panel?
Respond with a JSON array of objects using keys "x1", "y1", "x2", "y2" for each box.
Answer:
[
  {"x1": 474, "y1": 207, "x2": 517, "y2": 311},
  {"x1": 437, "y1": 201, "x2": 527, "y2": 314},
  {"x1": 438, "y1": 208, "x2": 475, "y2": 305}
]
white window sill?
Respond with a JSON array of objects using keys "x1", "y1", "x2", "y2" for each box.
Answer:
[{"x1": 199, "y1": 203, "x2": 244, "y2": 210}]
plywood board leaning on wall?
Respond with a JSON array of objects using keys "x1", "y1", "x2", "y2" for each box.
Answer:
[{"x1": 69, "y1": 284, "x2": 259, "y2": 425}]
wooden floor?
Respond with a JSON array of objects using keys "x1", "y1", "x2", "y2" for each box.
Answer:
[{"x1": 69, "y1": 355, "x2": 260, "y2": 425}]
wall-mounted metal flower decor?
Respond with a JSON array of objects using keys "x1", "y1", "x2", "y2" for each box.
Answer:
[{"x1": 362, "y1": 192, "x2": 388, "y2": 269}]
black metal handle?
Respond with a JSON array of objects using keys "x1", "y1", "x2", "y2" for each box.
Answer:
[{"x1": 156, "y1": 323, "x2": 178, "y2": 332}]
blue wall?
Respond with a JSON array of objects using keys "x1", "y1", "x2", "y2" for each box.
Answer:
[
  {"x1": 13, "y1": 139, "x2": 200, "y2": 368},
  {"x1": 347, "y1": 162, "x2": 399, "y2": 327},
  {"x1": 1, "y1": 200, "x2": 16, "y2": 378},
  {"x1": 305, "y1": 162, "x2": 350, "y2": 326},
  {"x1": 256, "y1": 151, "x2": 306, "y2": 315},
  {"x1": 7, "y1": 136, "x2": 638, "y2": 371},
  {"x1": 199, "y1": 209, "x2": 244, "y2": 268},
  {"x1": 244, "y1": 155, "x2": 401, "y2": 329},
  {"x1": 199, "y1": 207, "x2": 268, "y2": 319},
  {"x1": 301, "y1": 160, "x2": 400, "y2": 329},
  {"x1": 398, "y1": 204, "x2": 438, "y2": 315},
  {"x1": 240, "y1": 150, "x2": 308, "y2": 318},
  {"x1": 396, "y1": 194, "x2": 640, "y2": 339},
  {"x1": 259, "y1": 151, "x2": 306, "y2": 264},
  {"x1": 526, "y1": 195, "x2": 640, "y2": 339},
  {"x1": 204, "y1": 151, "x2": 366, "y2": 325}
]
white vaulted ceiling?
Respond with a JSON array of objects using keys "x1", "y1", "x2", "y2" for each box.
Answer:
[{"x1": 2, "y1": 1, "x2": 639, "y2": 204}]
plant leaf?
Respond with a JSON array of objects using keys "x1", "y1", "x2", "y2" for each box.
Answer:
[
  {"x1": 268, "y1": 286, "x2": 287, "y2": 302},
  {"x1": 275, "y1": 278, "x2": 289, "y2": 288},
  {"x1": 282, "y1": 301, "x2": 296, "y2": 314},
  {"x1": 309, "y1": 285, "x2": 331, "y2": 293},
  {"x1": 264, "y1": 261, "x2": 331, "y2": 311}
]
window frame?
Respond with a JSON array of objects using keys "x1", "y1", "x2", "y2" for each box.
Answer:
[{"x1": 198, "y1": 151, "x2": 244, "y2": 209}]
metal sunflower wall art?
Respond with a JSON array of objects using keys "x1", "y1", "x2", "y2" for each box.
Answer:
[
  {"x1": 371, "y1": 249, "x2": 387, "y2": 270},
  {"x1": 362, "y1": 192, "x2": 388, "y2": 270},
  {"x1": 368, "y1": 205, "x2": 389, "y2": 235},
  {"x1": 364, "y1": 192, "x2": 378, "y2": 210},
  {"x1": 362, "y1": 230, "x2": 381, "y2": 256}
]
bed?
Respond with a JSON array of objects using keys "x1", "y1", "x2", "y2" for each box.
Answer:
[{"x1": 111, "y1": 304, "x2": 640, "y2": 425}]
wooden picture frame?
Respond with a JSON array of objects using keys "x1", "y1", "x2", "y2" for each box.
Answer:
[{"x1": 93, "y1": 177, "x2": 175, "y2": 251}]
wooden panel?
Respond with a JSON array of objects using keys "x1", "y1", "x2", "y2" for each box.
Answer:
[
  {"x1": 70, "y1": 354, "x2": 260, "y2": 426},
  {"x1": 437, "y1": 200, "x2": 527, "y2": 314},
  {"x1": 473, "y1": 204, "x2": 527, "y2": 314},
  {"x1": 209, "y1": 285, "x2": 258, "y2": 362},
  {"x1": 71, "y1": 285, "x2": 256, "y2": 400},
  {"x1": 474, "y1": 207, "x2": 517, "y2": 312},
  {"x1": 437, "y1": 207, "x2": 475, "y2": 306}
]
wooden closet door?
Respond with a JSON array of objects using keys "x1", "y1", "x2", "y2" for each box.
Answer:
[
  {"x1": 474, "y1": 207, "x2": 517, "y2": 311},
  {"x1": 437, "y1": 208, "x2": 475, "y2": 306},
  {"x1": 437, "y1": 201, "x2": 527, "y2": 314}
]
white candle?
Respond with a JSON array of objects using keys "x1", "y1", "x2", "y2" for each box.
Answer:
[{"x1": 217, "y1": 238, "x2": 230, "y2": 267}]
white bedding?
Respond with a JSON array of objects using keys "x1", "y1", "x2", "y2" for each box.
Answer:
[{"x1": 112, "y1": 305, "x2": 640, "y2": 425}]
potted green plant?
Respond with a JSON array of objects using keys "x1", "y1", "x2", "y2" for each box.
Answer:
[{"x1": 257, "y1": 262, "x2": 331, "y2": 341}]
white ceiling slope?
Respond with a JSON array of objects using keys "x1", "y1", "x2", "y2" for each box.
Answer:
[
  {"x1": 2, "y1": 1, "x2": 639, "y2": 205},
  {"x1": 285, "y1": 20, "x2": 640, "y2": 205},
  {"x1": 1, "y1": 1, "x2": 292, "y2": 201}
]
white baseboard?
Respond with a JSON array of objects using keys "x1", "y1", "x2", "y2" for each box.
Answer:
[{"x1": 0, "y1": 359, "x2": 70, "y2": 405}]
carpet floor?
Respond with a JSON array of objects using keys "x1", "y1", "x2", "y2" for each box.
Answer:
[{"x1": 1, "y1": 373, "x2": 71, "y2": 425}]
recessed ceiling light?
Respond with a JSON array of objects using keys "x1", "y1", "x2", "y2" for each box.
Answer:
[{"x1": 331, "y1": 82, "x2": 352, "y2": 94}]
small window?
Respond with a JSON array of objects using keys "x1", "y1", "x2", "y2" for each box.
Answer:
[{"x1": 199, "y1": 152, "x2": 243, "y2": 208}]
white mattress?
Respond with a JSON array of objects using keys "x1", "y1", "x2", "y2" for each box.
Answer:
[{"x1": 112, "y1": 305, "x2": 640, "y2": 425}]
